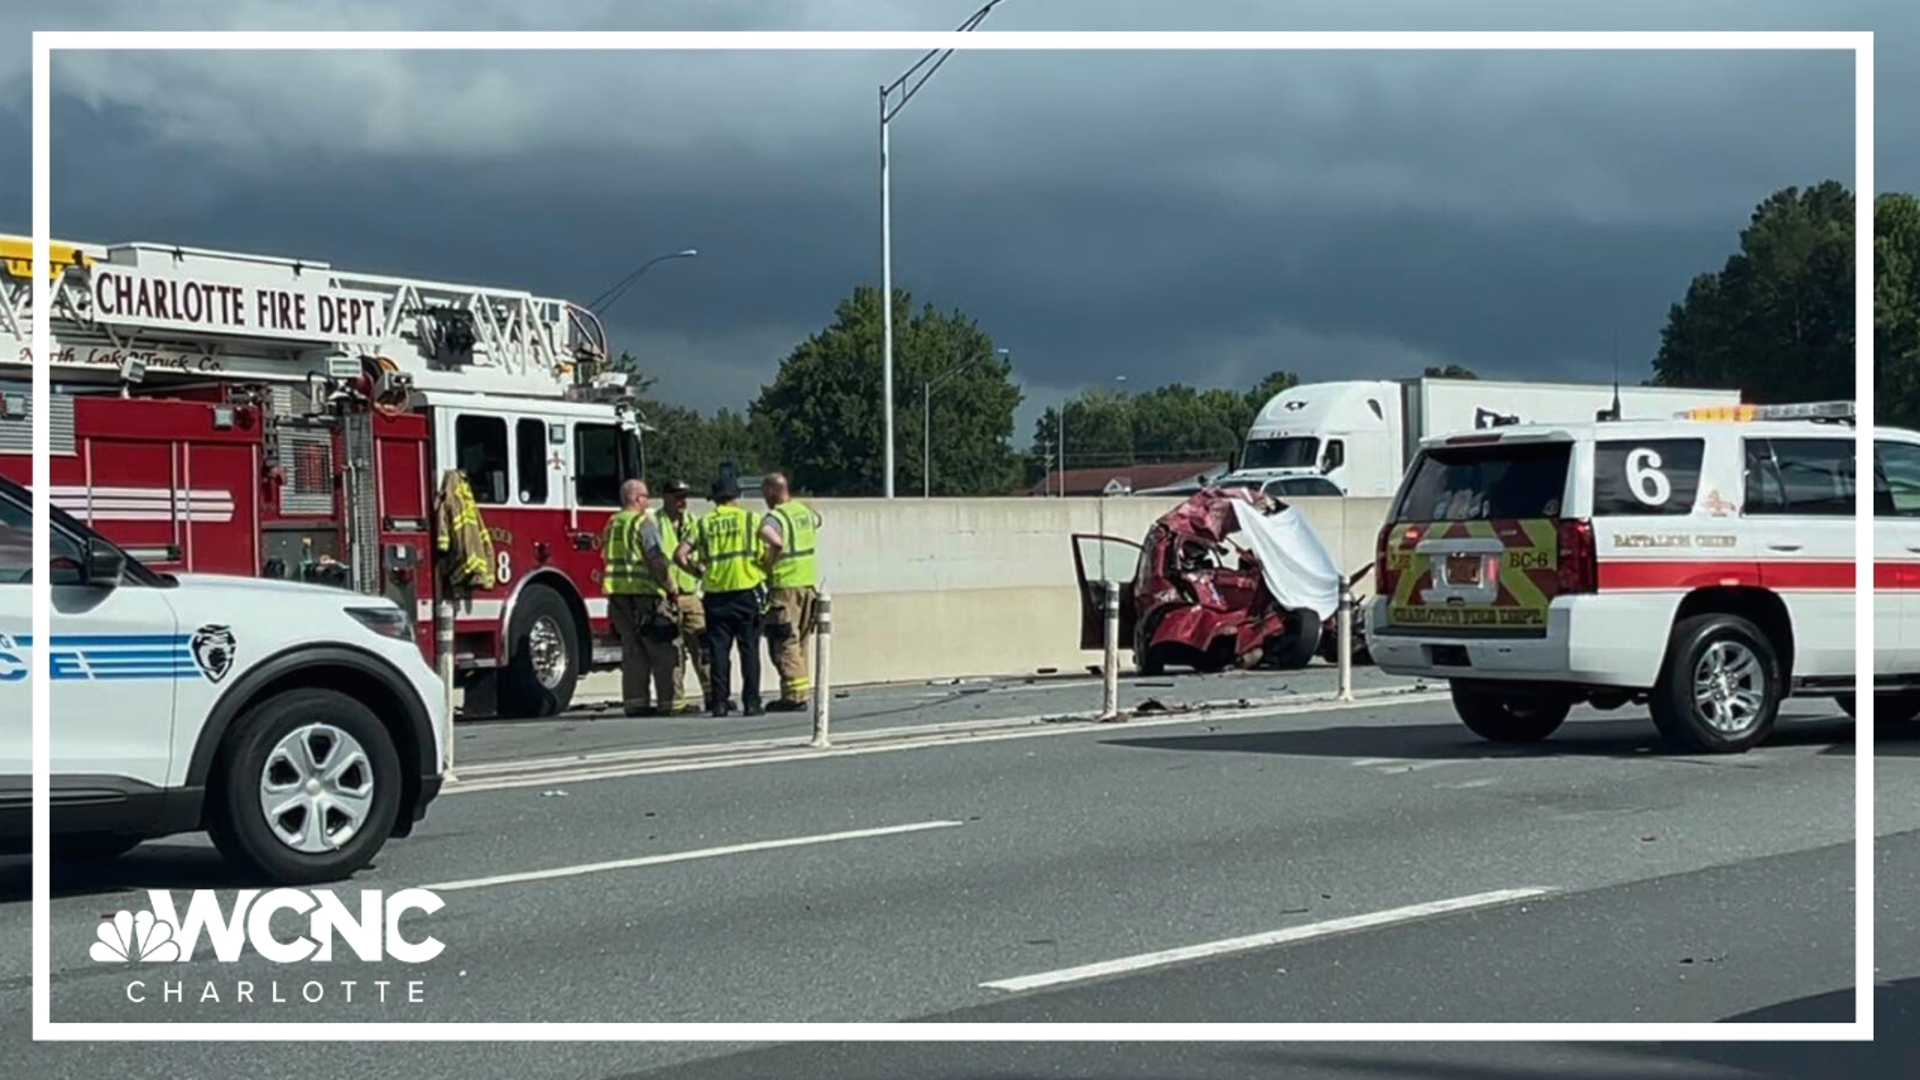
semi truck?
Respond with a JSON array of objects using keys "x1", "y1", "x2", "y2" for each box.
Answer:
[{"x1": 1225, "y1": 377, "x2": 1745, "y2": 499}]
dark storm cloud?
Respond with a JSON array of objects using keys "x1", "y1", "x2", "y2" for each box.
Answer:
[{"x1": 0, "y1": 0, "x2": 1910, "y2": 431}]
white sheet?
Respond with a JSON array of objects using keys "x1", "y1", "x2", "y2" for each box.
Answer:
[{"x1": 1230, "y1": 501, "x2": 1343, "y2": 618}]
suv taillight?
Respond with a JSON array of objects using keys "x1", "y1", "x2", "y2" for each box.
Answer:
[
  {"x1": 1556, "y1": 518, "x2": 1597, "y2": 595},
  {"x1": 1376, "y1": 523, "x2": 1421, "y2": 595}
]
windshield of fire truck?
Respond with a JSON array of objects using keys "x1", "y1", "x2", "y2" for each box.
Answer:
[{"x1": 573, "y1": 423, "x2": 644, "y2": 506}]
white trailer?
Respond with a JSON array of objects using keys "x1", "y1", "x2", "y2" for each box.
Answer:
[{"x1": 1225, "y1": 377, "x2": 1745, "y2": 499}]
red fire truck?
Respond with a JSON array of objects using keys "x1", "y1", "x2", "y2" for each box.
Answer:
[{"x1": 0, "y1": 234, "x2": 644, "y2": 719}]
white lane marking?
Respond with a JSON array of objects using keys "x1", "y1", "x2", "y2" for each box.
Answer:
[
  {"x1": 420, "y1": 820, "x2": 965, "y2": 892},
  {"x1": 445, "y1": 690, "x2": 1451, "y2": 794},
  {"x1": 979, "y1": 887, "x2": 1556, "y2": 993}
]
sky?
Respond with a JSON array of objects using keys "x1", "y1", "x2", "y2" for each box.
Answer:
[{"x1": 0, "y1": 1, "x2": 1911, "y2": 446}]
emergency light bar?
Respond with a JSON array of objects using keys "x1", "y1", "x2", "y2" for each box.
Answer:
[{"x1": 1675, "y1": 401, "x2": 1854, "y2": 423}]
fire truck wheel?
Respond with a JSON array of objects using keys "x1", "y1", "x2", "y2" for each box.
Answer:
[
  {"x1": 207, "y1": 687, "x2": 404, "y2": 885},
  {"x1": 498, "y1": 586, "x2": 580, "y2": 718},
  {"x1": 1449, "y1": 682, "x2": 1571, "y2": 743},
  {"x1": 1648, "y1": 613, "x2": 1781, "y2": 754}
]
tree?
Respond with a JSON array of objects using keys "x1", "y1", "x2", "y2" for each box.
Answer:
[
  {"x1": 1027, "y1": 369, "x2": 1300, "y2": 485},
  {"x1": 1651, "y1": 181, "x2": 1855, "y2": 403},
  {"x1": 1244, "y1": 370, "x2": 1300, "y2": 413},
  {"x1": 748, "y1": 285, "x2": 1024, "y2": 496},
  {"x1": 1879, "y1": 191, "x2": 1920, "y2": 429},
  {"x1": 1424, "y1": 364, "x2": 1479, "y2": 379}
]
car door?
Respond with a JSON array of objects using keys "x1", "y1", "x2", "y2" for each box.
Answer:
[
  {"x1": 1873, "y1": 434, "x2": 1920, "y2": 679},
  {"x1": 1744, "y1": 435, "x2": 1855, "y2": 681},
  {"x1": 45, "y1": 505, "x2": 180, "y2": 789},
  {"x1": 1070, "y1": 534, "x2": 1141, "y2": 651}
]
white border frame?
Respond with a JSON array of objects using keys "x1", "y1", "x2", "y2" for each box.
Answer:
[{"x1": 31, "y1": 29, "x2": 1873, "y2": 1042}]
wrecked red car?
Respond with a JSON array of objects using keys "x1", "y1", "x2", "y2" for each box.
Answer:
[{"x1": 1073, "y1": 487, "x2": 1359, "y2": 676}]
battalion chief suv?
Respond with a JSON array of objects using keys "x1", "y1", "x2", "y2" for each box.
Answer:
[{"x1": 1364, "y1": 401, "x2": 1893, "y2": 755}]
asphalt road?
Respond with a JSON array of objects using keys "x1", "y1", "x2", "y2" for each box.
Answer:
[
  {"x1": 0, "y1": 692, "x2": 1902, "y2": 1079},
  {"x1": 462, "y1": 662, "x2": 1415, "y2": 765}
]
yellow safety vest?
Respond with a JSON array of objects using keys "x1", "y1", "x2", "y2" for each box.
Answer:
[
  {"x1": 697, "y1": 504, "x2": 765, "y2": 593},
  {"x1": 601, "y1": 509, "x2": 663, "y2": 596},
  {"x1": 660, "y1": 511, "x2": 702, "y2": 594},
  {"x1": 767, "y1": 500, "x2": 818, "y2": 589}
]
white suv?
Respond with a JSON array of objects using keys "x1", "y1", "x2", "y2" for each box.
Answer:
[
  {"x1": 1870, "y1": 425, "x2": 1920, "y2": 723},
  {"x1": 1365, "y1": 402, "x2": 1874, "y2": 754},
  {"x1": 0, "y1": 475, "x2": 447, "y2": 882}
]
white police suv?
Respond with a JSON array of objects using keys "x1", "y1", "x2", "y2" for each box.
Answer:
[
  {"x1": 1366, "y1": 401, "x2": 1880, "y2": 754},
  {"x1": 0, "y1": 474, "x2": 447, "y2": 883}
]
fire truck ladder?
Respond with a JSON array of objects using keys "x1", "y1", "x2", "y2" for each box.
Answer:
[{"x1": 328, "y1": 267, "x2": 610, "y2": 392}]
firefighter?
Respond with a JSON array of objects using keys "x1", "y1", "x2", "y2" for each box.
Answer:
[
  {"x1": 657, "y1": 479, "x2": 712, "y2": 713},
  {"x1": 675, "y1": 476, "x2": 765, "y2": 718},
  {"x1": 602, "y1": 479, "x2": 676, "y2": 717},
  {"x1": 757, "y1": 472, "x2": 821, "y2": 712}
]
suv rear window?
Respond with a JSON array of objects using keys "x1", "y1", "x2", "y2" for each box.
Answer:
[{"x1": 1393, "y1": 441, "x2": 1571, "y2": 524}]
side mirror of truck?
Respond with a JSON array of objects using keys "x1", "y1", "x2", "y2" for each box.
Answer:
[{"x1": 82, "y1": 538, "x2": 126, "y2": 589}]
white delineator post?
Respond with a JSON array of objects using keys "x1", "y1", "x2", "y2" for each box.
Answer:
[
  {"x1": 436, "y1": 596, "x2": 458, "y2": 778},
  {"x1": 811, "y1": 593, "x2": 833, "y2": 748},
  {"x1": 1337, "y1": 587, "x2": 1355, "y2": 703},
  {"x1": 1101, "y1": 580, "x2": 1121, "y2": 720}
]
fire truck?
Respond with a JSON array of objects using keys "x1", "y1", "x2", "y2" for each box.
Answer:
[{"x1": 0, "y1": 234, "x2": 645, "y2": 719}]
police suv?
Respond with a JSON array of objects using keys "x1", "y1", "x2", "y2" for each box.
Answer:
[
  {"x1": 1365, "y1": 401, "x2": 1895, "y2": 754},
  {"x1": 0, "y1": 475, "x2": 446, "y2": 882}
]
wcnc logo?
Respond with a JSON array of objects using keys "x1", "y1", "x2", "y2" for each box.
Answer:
[{"x1": 91, "y1": 888, "x2": 445, "y2": 1007}]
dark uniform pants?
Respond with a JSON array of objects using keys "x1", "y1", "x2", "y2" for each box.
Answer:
[{"x1": 703, "y1": 587, "x2": 763, "y2": 710}]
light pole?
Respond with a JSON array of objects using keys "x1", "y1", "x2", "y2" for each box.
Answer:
[
  {"x1": 587, "y1": 248, "x2": 699, "y2": 316},
  {"x1": 880, "y1": 0, "x2": 1011, "y2": 499},
  {"x1": 924, "y1": 346, "x2": 1009, "y2": 498}
]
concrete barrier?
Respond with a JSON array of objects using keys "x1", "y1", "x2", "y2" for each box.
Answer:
[{"x1": 574, "y1": 494, "x2": 1391, "y2": 700}]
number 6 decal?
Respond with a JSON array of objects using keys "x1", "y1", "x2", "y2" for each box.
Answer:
[{"x1": 1625, "y1": 447, "x2": 1670, "y2": 506}]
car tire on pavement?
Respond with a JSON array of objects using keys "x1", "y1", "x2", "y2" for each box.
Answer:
[
  {"x1": 498, "y1": 585, "x2": 580, "y2": 718},
  {"x1": 1267, "y1": 609, "x2": 1322, "y2": 670},
  {"x1": 1648, "y1": 613, "x2": 1781, "y2": 755},
  {"x1": 208, "y1": 687, "x2": 404, "y2": 885},
  {"x1": 1449, "y1": 682, "x2": 1572, "y2": 743}
]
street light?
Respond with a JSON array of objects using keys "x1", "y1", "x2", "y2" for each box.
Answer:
[
  {"x1": 587, "y1": 248, "x2": 699, "y2": 315},
  {"x1": 880, "y1": 0, "x2": 1012, "y2": 499},
  {"x1": 924, "y1": 346, "x2": 1010, "y2": 498}
]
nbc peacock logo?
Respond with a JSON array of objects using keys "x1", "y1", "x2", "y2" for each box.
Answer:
[{"x1": 91, "y1": 910, "x2": 183, "y2": 963}]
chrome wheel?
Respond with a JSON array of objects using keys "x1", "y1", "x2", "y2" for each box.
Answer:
[
  {"x1": 528, "y1": 614, "x2": 569, "y2": 689},
  {"x1": 259, "y1": 724, "x2": 374, "y2": 854},
  {"x1": 1693, "y1": 640, "x2": 1765, "y2": 735}
]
